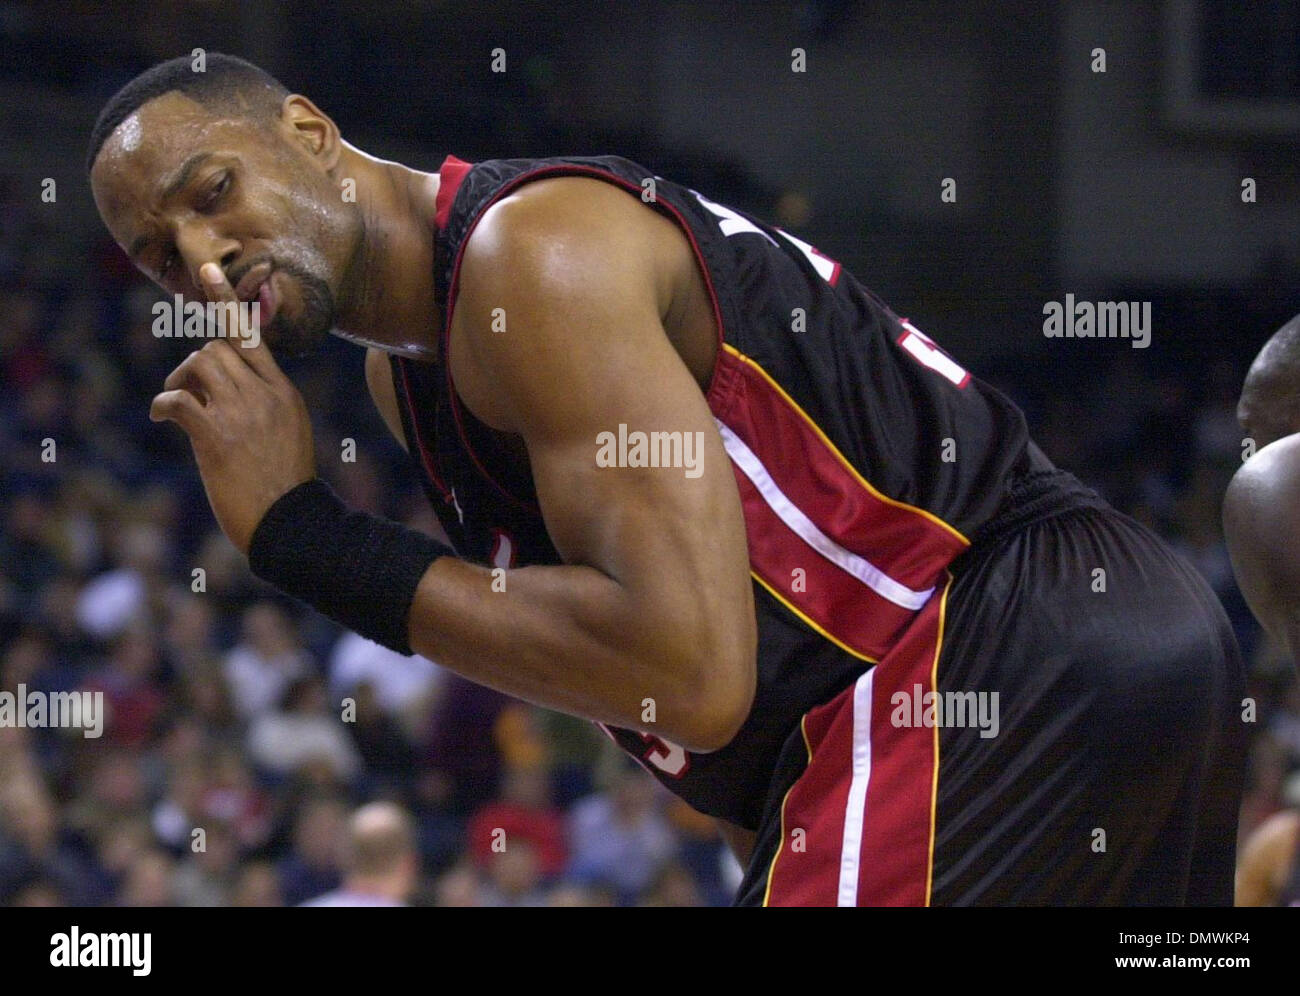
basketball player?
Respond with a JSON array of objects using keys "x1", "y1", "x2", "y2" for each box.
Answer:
[
  {"x1": 87, "y1": 54, "x2": 1246, "y2": 905},
  {"x1": 1224, "y1": 319, "x2": 1300, "y2": 908},
  {"x1": 1225, "y1": 315, "x2": 1300, "y2": 661}
]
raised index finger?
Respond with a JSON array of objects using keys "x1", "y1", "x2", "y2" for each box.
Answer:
[
  {"x1": 199, "y1": 262, "x2": 286, "y2": 383},
  {"x1": 199, "y1": 262, "x2": 238, "y2": 301}
]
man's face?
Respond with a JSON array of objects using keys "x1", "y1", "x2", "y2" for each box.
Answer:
[{"x1": 90, "y1": 90, "x2": 360, "y2": 357}]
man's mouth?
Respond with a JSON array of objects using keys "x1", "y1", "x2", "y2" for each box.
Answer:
[
  {"x1": 256, "y1": 273, "x2": 278, "y2": 325},
  {"x1": 232, "y1": 262, "x2": 277, "y2": 325}
]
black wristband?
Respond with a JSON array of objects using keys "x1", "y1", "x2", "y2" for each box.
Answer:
[{"x1": 247, "y1": 478, "x2": 452, "y2": 655}]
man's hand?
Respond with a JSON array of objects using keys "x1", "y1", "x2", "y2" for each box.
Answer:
[{"x1": 150, "y1": 261, "x2": 316, "y2": 554}]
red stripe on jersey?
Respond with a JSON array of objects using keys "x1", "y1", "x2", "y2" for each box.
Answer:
[
  {"x1": 854, "y1": 576, "x2": 947, "y2": 905},
  {"x1": 434, "y1": 155, "x2": 474, "y2": 230},
  {"x1": 764, "y1": 695, "x2": 853, "y2": 906},
  {"x1": 731, "y1": 470, "x2": 916, "y2": 659},
  {"x1": 712, "y1": 346, "x2": 966, "y2": 660},
  {"x1": 764, "y1": 577, "x2": 946, "y2": 906}
]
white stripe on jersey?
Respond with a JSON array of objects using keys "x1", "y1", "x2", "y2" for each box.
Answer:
[{"x1": 715, "y1": 420, "x2": 934, "y2": 611}]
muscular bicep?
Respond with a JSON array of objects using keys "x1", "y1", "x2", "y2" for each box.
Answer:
[
  {"x1": 526, "y1": 342, "x2": 740, "y2": 591},
  {"x1": 453, "y1": 178, "x2": 755, "y2": 708}
]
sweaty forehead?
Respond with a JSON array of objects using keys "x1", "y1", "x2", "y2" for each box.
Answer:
[
  {"x1": 97, "y1": 92, "x2": 220, "y2": 184},
  {"x1": 92, "y1": 91, "x2": 268, "y2": 225}
]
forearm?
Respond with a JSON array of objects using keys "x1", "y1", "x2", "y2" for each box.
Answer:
[
  {"x1": 247, "y1": 478, "x2": 752, "y2": 752},
  {"x1": 407, "y1": 555, "x2": 721, "y2": 751}
]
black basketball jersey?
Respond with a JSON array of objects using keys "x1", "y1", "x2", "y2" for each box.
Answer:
[{"x1": 391, "y1": 154, "x2": 1034, "y2": 829}]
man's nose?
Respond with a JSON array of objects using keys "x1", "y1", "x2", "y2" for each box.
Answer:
[{"x1": 178, "y1": 228, "x2": 241, "y2": 289}]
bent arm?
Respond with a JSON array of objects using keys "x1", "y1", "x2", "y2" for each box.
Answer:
[{"x1": 402, "y1": 179, "x2": 756, "y2": 752}]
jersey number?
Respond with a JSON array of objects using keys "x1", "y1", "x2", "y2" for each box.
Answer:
[
  {"x1": 692, "y1": 190, "x2": 840, "y2": 285},
  {"x1": 692, "y1": 189, "x2": 969, "y2": 390},
  {"x1": 896, "y1": 318, "x2": 970, "y2": 388},
  {"x1": 640, "y1": 733, "x2": 690, "y2": 778}
]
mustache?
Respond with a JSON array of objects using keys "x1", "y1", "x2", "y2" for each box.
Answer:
[{"x1": 224, "y1": 255, "x2": 276, "y2": 292}]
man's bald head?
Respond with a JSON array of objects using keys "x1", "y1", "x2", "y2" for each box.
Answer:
[
  {"x1": 345, "y1": 802, "x2": 417, "y2": 878},
  {"x1": 1240, "y1": 314, "x2": 1300, "y2": 451}
]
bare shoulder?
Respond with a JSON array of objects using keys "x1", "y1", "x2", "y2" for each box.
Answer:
[
  {"x1": 1224, "y1": 433, "x2": 1300, "y2": 648},
  {"x1": 469, "y1": 174, "x2": 671, "y2": 248},
  {"x1": 447, "y1": 176, "x2": 681, "y2": 434},
  {"x1": 457, "y1": 175, "x2": 682, "y2": 311},
  {"x1": 1224, "y1": 433, "x2": 1300, "y2": 546}
]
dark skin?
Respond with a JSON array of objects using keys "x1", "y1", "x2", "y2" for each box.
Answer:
[
  {"x1": 1223, "y1": 432, "x2": 1300, "y2": 661},
  {"x1": 1235, "y1": 809, "x2": 1300, "y2": 906},
  {"x1": 1224, "y1": 326, "x2": 1300, "y2": 664},
  {"x1": 91, "y1": 90, "x2": 758, "y2": 856}
]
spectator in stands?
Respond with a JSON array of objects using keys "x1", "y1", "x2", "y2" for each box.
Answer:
[
  {"x1": 467, "y1": 763, "x2": 567, "y2": 881},
  {"x1": 277, "y1": 796, "x2": 347, "y2": 906},
  {"x1": 567, "y1": 760, "x2": 679, "y2": 902},
  {"x1": 301, "y1": 802, "x2": 419, "y2": 906},
  {"x1": 223, "y1": 602, "x2": 312, "y2": 720},
  {"x1": 246, "y1": 676, "x2": 360, "y2": 784},
  {"x1": 328, "y1": 630, "x2": 443, "y2": 738}
]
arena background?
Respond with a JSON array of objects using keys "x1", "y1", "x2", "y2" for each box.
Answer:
[{"x1": 0, "y1": 0, "x2": 1297, "y2": 907}]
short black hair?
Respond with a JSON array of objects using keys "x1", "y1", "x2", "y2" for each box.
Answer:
[
  {"x1": 1245, "y1": 315, "x2": 1300, "y2": 404},
  {"x1": 87, "y1": 52, "x2": 289, "y2": 174}
]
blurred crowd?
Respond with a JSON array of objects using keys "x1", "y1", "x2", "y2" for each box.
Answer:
[{"x1": 0, "y1": 165, "x2": 1297, "y2": 907}]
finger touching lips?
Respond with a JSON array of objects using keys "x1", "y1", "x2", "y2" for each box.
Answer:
[{"x1": 200, "y1": 262, "x2": 225, "y2": 291}]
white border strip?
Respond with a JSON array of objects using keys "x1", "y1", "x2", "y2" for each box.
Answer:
[
  {"x1": 838, "y1": 669, "x2": 874, "y2": 906},
  {"x1": 716, "y1": 421, "x2": 933, "y2": 611}
]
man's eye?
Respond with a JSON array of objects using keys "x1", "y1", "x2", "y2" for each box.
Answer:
[
  {"x1": 160, "y1": 251, "x2": 179, "y2": 278},
  {"x1": 202, "y1": 173, "x2": 231, "y2": 209}
]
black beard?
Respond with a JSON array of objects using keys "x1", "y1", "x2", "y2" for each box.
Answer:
[{"x1": 260, "y1": 259, "x2": 336, "y2": 359}]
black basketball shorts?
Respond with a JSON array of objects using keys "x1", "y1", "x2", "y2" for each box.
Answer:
[{"x1": 736, "y1": 471, "x2": 1247, "y2": 906}]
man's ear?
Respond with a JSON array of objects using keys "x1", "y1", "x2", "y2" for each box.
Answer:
[{"x1": 280, "y1": 94, "x2": 342, "y2": 172}]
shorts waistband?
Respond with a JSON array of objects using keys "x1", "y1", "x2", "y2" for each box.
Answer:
[{"x1": 967, "y1": 445, "x2": 1109, "y2": 552}]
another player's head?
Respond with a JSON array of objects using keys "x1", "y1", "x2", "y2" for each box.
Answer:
[
  {"x1": 1239, "y1": 313, "x2": 1300, "y2": 450},
  {"x1": 87, "y1": 53, "x2": 364, "y2": 357}
]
